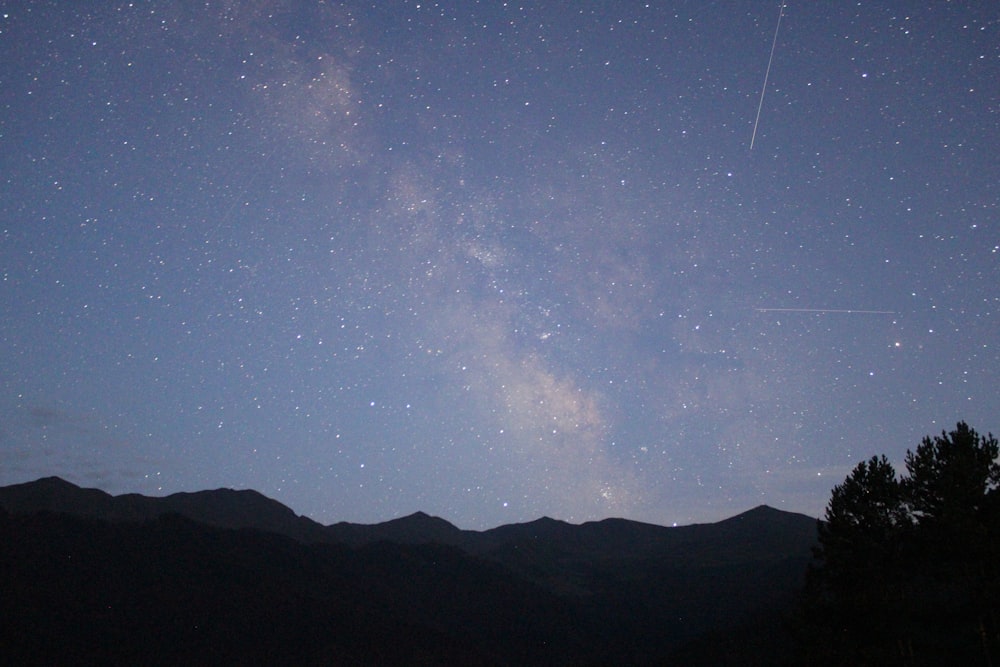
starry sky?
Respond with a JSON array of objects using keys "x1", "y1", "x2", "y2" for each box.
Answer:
[{"x1": 1, "y1": 2, "x2": 997, "y2": 529}]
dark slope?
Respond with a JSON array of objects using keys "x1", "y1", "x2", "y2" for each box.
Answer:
[
  {"x1": 0, "y1": 509, "x2": 590, "y2": 666},
  {"x1": 0, "y1": 476, "x2": 328, "y2": 542},
  {"x1": 0, "y1": 478, "x2": 819, "y2": 665}
]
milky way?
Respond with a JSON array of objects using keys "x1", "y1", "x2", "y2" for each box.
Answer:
[{"x1": 1, "y1": 2, "x2": 997, "y2": 528}]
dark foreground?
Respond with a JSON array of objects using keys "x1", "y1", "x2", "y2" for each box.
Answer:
[{"x1": 0, "y1": 478, "x2": 817, "y2": 665}]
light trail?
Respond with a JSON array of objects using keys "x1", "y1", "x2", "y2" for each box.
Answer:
[
  {"x1": 755, "y1": 308, "x2": 896, "y2": 314},
  {"x1": 750, "y1": 1, "x2": 785, "y2": 151}
]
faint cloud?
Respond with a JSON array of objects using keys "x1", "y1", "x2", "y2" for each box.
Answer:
[{"x1": 0, "y1": 404, "x2": 154, "y2": 492}]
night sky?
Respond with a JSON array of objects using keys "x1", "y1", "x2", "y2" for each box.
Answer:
[{"x1": 1, "y1": 2, "x2": 997, "y2": 529}]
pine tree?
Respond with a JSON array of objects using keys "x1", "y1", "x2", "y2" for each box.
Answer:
[{"x1": 803, "y1": 423, "x2": 1000, "y2": 665}]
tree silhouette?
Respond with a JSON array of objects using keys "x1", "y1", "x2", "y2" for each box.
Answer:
[
  {"x1": 806, "y1": 455, "x2": 912, "y2": 664},
  {"x1": 903, "y1": 423, "x2": 1000, "y2": 666},
  {"x1": 905, "y1": 422, "x2": 1000, "y2": 529},
  {"x1": 818, "y1": 455, "x2": 909, "y2": 576},
  {"x1": 803, "y1": 422, "x2": 1000, "y2": 666}
]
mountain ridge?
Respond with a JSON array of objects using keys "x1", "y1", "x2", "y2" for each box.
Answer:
[
  {"x1": 0, "y1": 475, "x2": 815, "y2": 539},
  {"x1": 0, "y1": 476, "x2": 819, "y2": 665},
  {"x1": 0, "y1": 476, "x2": 330, "y2": 542},
  {"x1": 0, "y1": 475, "x2": 819, "y2": 596}
]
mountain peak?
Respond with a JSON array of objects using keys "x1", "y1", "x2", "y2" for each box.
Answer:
[
  {"x1": 0, "y1": 476, "x2": 113, "y2": 517},
  {"x1": 36, "y1": 475, "x2": 73, "y2": 484},
  {"x1": 20, "y1": 476, "x2": 80, "y2": 490},
  {"x1": 739, "y1": 504, "x2": 782, "y2": 517},
  {"x1": 724, "y1": 504, "x2": 814, "y2": 524},
  {"x1": 324, "y1": 510, "x2": 465, "y2": 547},
  {"x1": 380, "y1": 511, "x2": 462, "y2": 539},
  {"x1": 387, "y1": 510, "x2": 452, "y2": 523}
]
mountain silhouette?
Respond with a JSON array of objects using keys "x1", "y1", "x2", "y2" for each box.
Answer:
[
  {"x1": 327, "y1": 510, "x2": 469, "y2": 547},
  {"x1": 0, "y1": 477, "x2": 819, "y2": 665},
  {"x1": 0, "y1": 476, "x2": 329, "y2": 541}
]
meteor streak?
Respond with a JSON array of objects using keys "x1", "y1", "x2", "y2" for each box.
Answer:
[
  {"x1": 750, "y1": 1, "x2": 785, "y2": 151},
  {"x1": 755, "y1": 308, "x2": 896, "y2": 314}
]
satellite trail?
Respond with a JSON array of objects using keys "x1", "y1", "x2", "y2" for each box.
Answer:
[
  {"x1": 750, "y1": 2, "x2": 785, "y2": 151},
  {"x1": 755, "y1": 308, "x2": 896, "y2": 315}
]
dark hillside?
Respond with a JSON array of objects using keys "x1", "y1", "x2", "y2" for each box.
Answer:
[
  {"x1": 0, "y1": 478, "x2": 818, "y2": 665},
  {"x1": 0, "y1": 509, "x2": 588, "y2": 666}
]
